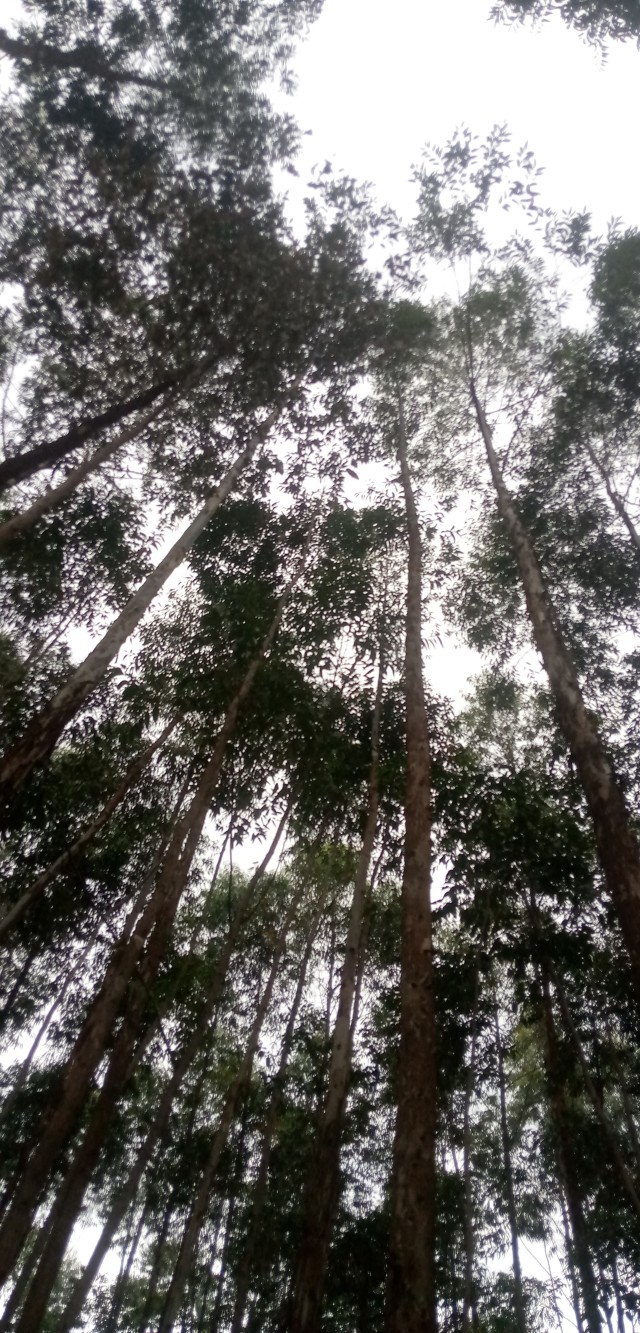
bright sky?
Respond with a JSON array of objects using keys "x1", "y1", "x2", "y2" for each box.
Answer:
[{"x1": 289, "y1": 0, "x2": 640, "y2": 233}]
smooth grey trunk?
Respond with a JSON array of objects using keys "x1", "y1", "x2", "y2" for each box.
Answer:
[
  {"x1": 494, "y1": 1003, "x2": 527, "y2": 1333},
  {"x1": 471, "y1": 383, "x2": 640, "y2": 1002},
  {"x1": 0, "y1": 403, "x2": 283, "y2": 803},
  {"x1": 56, "y1": 803, "x2": 291, "y2": 1332},
  {"x1": 0, "y1": 719, "x2": 176, "y2": 941},
  {"x1": 157, "y1": 884, "x2": 304, "y2": 1333},
  {"x1": 290, "y1": 653, "x2": 383, "y2": 1333}
]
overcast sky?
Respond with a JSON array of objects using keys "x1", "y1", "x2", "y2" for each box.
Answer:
[{"x1": 286, "y1": 0, "x2": 639, "y2": 233}]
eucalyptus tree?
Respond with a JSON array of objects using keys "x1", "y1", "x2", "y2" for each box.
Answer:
[{"x1": 404, "y1": 129, "x2": 640, "y2": 1005}]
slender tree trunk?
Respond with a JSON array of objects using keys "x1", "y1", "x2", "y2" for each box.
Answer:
[
  {"x1": 385, "y1": 399, "x2": 437, "y2": 1333},
  {"x1": 0, "y1": 368, "x2": 190, "y2": 493},
  {"x1": 56, "y1": 803, "x2": 291, "y2": 1333},
  {"x1": 0, "y1": 719, "x2": 177, "y2": 941},
  {"x1": 494, "y1": 1003, "x2": 527, "y2": 1333},
  {"x1": 230, "y1": 904, "x2": 322, "y2": 1333},
  {"x1": 560, "y1": 1190, "x2": 586, "y2": 1333},
  {"x1": 0, "y1": 574, "x2": 297, "y2": 1306},
  {"x1": 611, "y1": 1260, "x2": 626, "y2": 1333},
  {"x1": 104, "y1": 1200, "x2": 149, "y2": 1333},
  {"x1": 157, "y1": 883, "x2": 304, "y2": 1333},
  {"x1": 290, "y1": 654, "x2": 383, "y2": 1333},
  {"x1": 471, "y1": 383, "x2": 640, "y2": 1001},
  {"x1": 461, "y1": 963, "x2": 480, "y2": 1333},
  {"x1": 136, "y1": 1185, "x2": 180, "y2": 1333},
  {"x1": 209, "y1": 1105, "x2": 250, "y2": 1332},
  {"x1": 0, "y1": 402, "x2": 285, "y2": 803},
  {"x1": 0, "y1": 395, "x2": 172, "y2": 547},
  {"x1": 582, "y1": 437, "x2": 640, "y2": 556},
  {"x1": 538, "y1": 963, "x2": 602, "y2": 1333}
]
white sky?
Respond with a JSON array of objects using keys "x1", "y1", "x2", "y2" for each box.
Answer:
[{"x1": 288, "y1": 0, "x2": 640, "y2": 234}]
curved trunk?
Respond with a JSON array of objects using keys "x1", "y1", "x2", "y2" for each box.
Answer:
[
  {"x1": 290, "y1": 656, "x2": 383, "y2": 1333},
  {"x1": 385, "y1": 400, "x2": 437, "y2": 1333},
  {"x1": 0, "y1": 408, "x2": 279, "y2": 805},
  {"x1": 157, "y1": 885, "x2": 304, "y2": 1333},
  {"x1": 0, "y1": 719, "x2": 177, "y2": 942},
  {"x1": 8, "y1": 582, "x2": 297, "y2": 1324},
  {"x1": 472, "y1": 384, "x2": 640, "y2": 1002}
]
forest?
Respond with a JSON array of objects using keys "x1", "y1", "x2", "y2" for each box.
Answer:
[{"x1": 1, "y1": 0, "x2": 640, "y2": 1329}]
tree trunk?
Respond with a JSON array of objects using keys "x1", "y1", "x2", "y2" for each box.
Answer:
[
  {"x1": 157, "y1": 883, "x2": 304, "y2": 1333},
  {"x1": 0, "y1": 400, "x2": 285, "y2": 804},
  {"x1": 385, "y1": 399, "x2": 437, "y2": 1333},
  {"x1": 0, "y1": 719, "x2": 177, "y2": 941},
  {"x1": 538, "y1": 963, "x2": 602, "y2": 1333},
  {"x1": 0, "y1": 395, "x2": 172, "y2": 547},
  {"x1": 209, "y1": 1104, "x2": 250, "y2": 1332},
  {"x1": 471, "y1": 383, "x2": 640, "y2": 1002},
  {"x1": 56, "y1": 803, "x2": 291, "y2": 1333},
  {"x1": 230, "y1": 904, "x2": 322, "y2": 1333},
  {"x1": 0, "y1": 574, "x2": 297, "y2": 1305},
  {"x1": 290, "y1": 654, "x2": 383, "y2": 1333},
  {"x1": 104, "y1": 1200, "x2": 149, "y2": 1333},
  {"x1": 494, "y1": 1002, "x2": 527, "y2": 1333}
]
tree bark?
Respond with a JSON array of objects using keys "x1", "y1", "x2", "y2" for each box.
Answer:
[
  {"x1": 290, "y1": 654, "x2": 383, "y2": 1333},
  {"x1": 157, "y1": 883, "x2": 304, "y2": 1333},
  {"x1": 55, "y1": 802, "x2": 291, "y2": 1333},
  {"x1": 0, "y1": 399, "x2": 286, "y2": 804},
  {"x1": 0, "y1": 719, "x2": 177, "y2": 942},
  {"x1": 385, "y1": 399, "x2": 437, "y2": 1333},
  {"x1": 471, "y1": 383, "x2": 640, "y2": 1003},
  {"x1": 494, "y1": 1003, "x2": 527, "y2": 1333},
  {"x1": 0, "y1": 573, "x2": 297, "y2": 1306}
]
